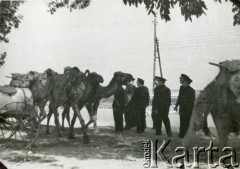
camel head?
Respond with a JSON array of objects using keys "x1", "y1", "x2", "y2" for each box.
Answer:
[
  {"x1": 113, "y1": 71, "x2": 135, "y2": 85},
  {"x1": 45, "y1": 68, "x2": 58, "y2": 77},
  {"x1": 210, "y1": 60, "x2": 240, "y2": 103},
  {"x1": 21, "y1": 71, "x2": 41, "y2": 88},
  {"x1": 87, "y1": 72, "x2": 104, "y2": 85},
  {"x1": 37, "y1": 70, "x2": 55, "y2": 88},
  {"x1": 123, "y1": 73, "x2": 135, "y2": 85}
]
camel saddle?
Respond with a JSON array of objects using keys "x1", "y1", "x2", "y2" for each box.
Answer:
[{"x1": 0, "y1": 85, "x2": 17, "y2": 96}]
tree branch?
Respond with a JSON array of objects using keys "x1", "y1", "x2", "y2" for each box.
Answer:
[{"x1": 230, "y1": 0, "x2": 240, "y2": 8}]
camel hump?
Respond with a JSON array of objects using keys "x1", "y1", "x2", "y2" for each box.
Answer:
[
  {"x1": 219, "y1": 60, "x2": 240, "y2": 72},
  {"x1": 84, "y1": 69, "x2": 90, "y2": 76},
  {"x1": 0, "y1": 85, "x2": 17, "y2": 96}
]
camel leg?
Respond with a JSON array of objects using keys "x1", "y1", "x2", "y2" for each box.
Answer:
[
  {"x1": 66, "y1": 109, "x2": 70, "y2": 127},
  {"x1": 212, "y1": 113, "x2": 229, "y2": 148},
  {"x1": 93, "y1": 102, "x2": 100, "y2": 133},
  {"x1": 30, "y1": 104, "x2": 39, "y2": 128},
  {"x1": 202, "y1": 119, "x2": 212, "y2": 137},
  {"x1": 213, "y1": 114, "x2": 237, "y2": 169},
  {"x1": 46, "y1": 103, "x2": 53, "y2": 134},
  {"x1": 68, "y1": 112, "x2": 77, "y2": 139},
  {"x1": 85, "y1": 104, "x2": 94, "y2": 128},
  {"x1": 72, "y1": 104, "x2": 85, "y2": 127},
  {"x1": 61, "y1": 110, "x2": 66, "y2": 131},
  {"x1": 39, "y1": 103, "x2": 47, "y2": 123},
  {"x1": 68, "y1": 104, "x2": 84, "y2": 139},
  {"x1": 68, "y1": 106, "x2": 84, "y2": 139},
  {"x1": 85, "y1": 102, "x2": 99, "y2": 133},
  {"x1": 29, "y1": 111, "x2": 38, "y2": 133},
  {"x1": 72, "y1": 104, "x2": 89, "y2": 144},
  {"x1": 61, "y1": 106, "x2": 70, "y2": 131},
  {"x1": 33, "y1": 105, "x2": 39, "y2": 122},
  {"x1": 53, "y1": 108, "x2": 61, "y2": 137}
]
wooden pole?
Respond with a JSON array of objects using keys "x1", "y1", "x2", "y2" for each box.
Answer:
[
  {"x1": 152, "y1": 17, "x2": 157, "y2": 92},
  {"x1": 156, "y1": 37, "x2": 163, "y2": 77}
]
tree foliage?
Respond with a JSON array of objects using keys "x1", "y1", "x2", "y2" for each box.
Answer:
[
  {"x1": 123, "y1": 0, "x2": 208, "y2": 22},
  {"x1": 0, "y1": 52, "x2": 6, "y2": 67},
  {"x1": 48, "y1": 0, "x2": 240, "y2": 25},
  {"x1": 215, "y1": 0, "x2": 240, "y2": 26},
  {"x1": 0, "y1": 1, "x2": 24, "y2": 65},
  {"x1": 48, "y1": 0, "x2": 91, "y2": 14},
  {"x1": 123, "y1": 0, "x2": 240, "y2": 25},
  {"x1": 232, "y1": 5, "x2": 240, "y2": 26}
]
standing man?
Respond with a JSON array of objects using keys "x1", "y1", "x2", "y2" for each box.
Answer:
[
  {"x1": 132, "y1": 78, "x2": 150, "y2": 133},
  {"x1": 112, "y1": 86, "x2": 126, "y2": 132},
  {"x1": 152, "y1": 76, "x2": 172, "y2": 137},
  {"x1": 174, "y1": 74, "x2": 195, "y2": 138},
  {"x1": 124, "y1": 76, "x2": 136, "y2": 130}
]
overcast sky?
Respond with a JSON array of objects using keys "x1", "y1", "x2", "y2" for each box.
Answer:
[{"x1": 0, "y1": 0, "x2": 240, "y2": 90}]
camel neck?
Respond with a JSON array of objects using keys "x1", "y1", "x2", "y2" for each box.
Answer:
[{"x1": 103, "y1": 78, "x2": 122, "y2": 98}]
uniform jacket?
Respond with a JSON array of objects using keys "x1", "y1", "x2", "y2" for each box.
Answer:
[
  {"x1": 112, "y1": 86, "x2": 126, "y2": 109},
  {"x1": 132, "y1": 86, "x2": 150, "y2": 109},
  {"x1": 152, "y1": 85, "x2": 171, "y2": 111},
  {"x1": 176, "y1": 85, "x2": 195, "y2": 111}
]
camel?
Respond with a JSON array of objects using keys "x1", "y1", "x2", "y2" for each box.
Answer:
[
  {"x1": 14, "y1": 71, "x2": 51, "y2": 123},
  {"x1": 84, "y1": 72, "x2": 135, "y2": 133},
  {"x1": 60, "y1": 72, "x2": 134, "y2": 134},
  {"x1": 8, "y1": 71, "x2": 50, "y2": 123},
  {"x1": 60, "y1": 68, "x2": 90, "y2": 131},
  {"x1": 45, "y1": 67, "x2": 103, "y2": 142},
  {"x1": 183, "y1": 60, "x2": 240, "y2": 148}
]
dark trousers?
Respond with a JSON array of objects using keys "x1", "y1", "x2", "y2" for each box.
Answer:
[
  {"x1": 179, "y1": 109, "x2": 192, "y2": 138},
  {"x1": 125, "y1": 104, "x2": 136, "y2": 128},
  {"x1": 156, "y1": 109, "x2": 171, "y2": 135},
  {"x1": 113, "y1": 107, "x2": 123, "y2": 132},
  {"x1": 151, "y1": 110, "x2": 157, "y2": 128},
  {"x1": 135, "y1": 108, "x2": 146, "y2": 133}
]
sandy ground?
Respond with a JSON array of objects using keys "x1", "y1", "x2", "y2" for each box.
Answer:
[{"x1": 0, "y1": 108, "x2": 240, "y2": 169}]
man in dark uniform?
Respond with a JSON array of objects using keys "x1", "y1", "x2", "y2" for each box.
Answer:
[
  {"x1": 132, "y1": 78, "x2": 150, "y2": 133},
  {"x1": 152, "y1": 76, "x2": 172, "y2": 137},
  {"x1": 112, "y1": 86, "x2": 126, "y2": 132},
  {"x1": 174, "y1": 74, "x2": 195, "y2": 138},
  {"x1": 124, "y1": 77, "x2": 136, "y2": 130}
]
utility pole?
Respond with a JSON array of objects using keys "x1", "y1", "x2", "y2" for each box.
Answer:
[
  {"x1": 152, "y1": 17, "x2": 157, "y2": 92},
  {"x1": 156, "y1": 37, "x2": 163, "y2": 78},
  {"x1": 152, "y1": 17, "x2": 163, "y2": 92}
]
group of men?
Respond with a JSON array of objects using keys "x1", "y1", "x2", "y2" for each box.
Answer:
[
  {"x1": 112, "y1": 73, "x2": 195, "y2": 138},
  {"x1": 152, "y1": 74, "x2": 195, "y2": 138},
  {"x1": 112, "y1": 77, "x2": 150, "y2": 133}
]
